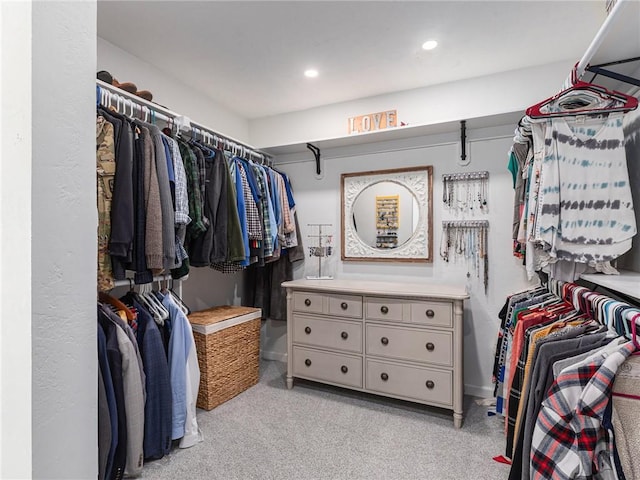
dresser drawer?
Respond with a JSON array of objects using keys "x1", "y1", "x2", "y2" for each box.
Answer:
[
  {"x1": 409, "y1": 301, "x2": 452, "y2": 328},
  {"x1": 366, "y1": 359, "x2": 452, "y2": 406},
  {"x1": 365, "y1": 297, "x2": 404, "y2": 322},
  {"x1": 292, "y1": 347, "x2": 362, "y2": 388},
  {"x1": 365, "y1": 324, "x2": 452, "y2": 367},
  {"x1": 293, "y1": 291, "x2": 324, "y2": 314},
  {"x1": 327, "y1": 294, "x2": 362, "y2": 319},
  {"x1": 292, "y1": 314, "x2": 362, "y2": 353}
]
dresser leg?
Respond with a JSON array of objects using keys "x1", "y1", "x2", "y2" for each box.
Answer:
[
  {"x1": 453, "y1": 412, "x2": 463, "y2": 429},
  {"x1": 286, "y1": 376, "x2": 294, "y2": 389}
]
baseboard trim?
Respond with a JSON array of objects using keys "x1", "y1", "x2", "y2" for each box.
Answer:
[
  {"x1": 262, "y1": 350, "x2": 287, "y2": 362},
  {"x1": 464, "y1": 384, "x2": 494, "y2": 399}
]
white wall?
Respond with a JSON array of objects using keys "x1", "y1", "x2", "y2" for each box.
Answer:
[
  {"x1": 249, "y1": 60, "x2": 571, "y2": 148},
  {"x1": 98, "y1": 37, "x2": 250, "y2": 143},
  {"x1": 275, "y1": 124, "x2": 537, "y2": 397},
  {"x1": 32, "y1": 2, "x2": 98, "y2": 478},
  {"x1": 0, "y1": 1, "x2": 32, "y2": 477}
]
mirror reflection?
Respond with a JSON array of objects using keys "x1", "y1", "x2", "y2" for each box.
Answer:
[
  {"x1": 341, "y1": 165, "x2": 433, "y2": 262},
  {"x1": 351, "y1": 182, "x2": 419, "y2": 249}
]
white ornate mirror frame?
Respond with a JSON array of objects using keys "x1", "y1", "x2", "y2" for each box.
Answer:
[{"x1": 341, "y1": 166, "x2": 433, "y2": 262}]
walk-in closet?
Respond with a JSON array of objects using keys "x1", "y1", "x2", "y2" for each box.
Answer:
[{"x1": 2, "y1": 1, "x2": 640, "y2": 479}]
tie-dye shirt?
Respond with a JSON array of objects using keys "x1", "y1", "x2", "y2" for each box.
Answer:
[{"x1": 535, "y1": 113, "x2": 636, "y2": 263}]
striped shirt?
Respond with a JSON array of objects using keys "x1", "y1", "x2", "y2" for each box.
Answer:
[{"x1": 535, "y1": 114, "x2": 636, "y2": 263}]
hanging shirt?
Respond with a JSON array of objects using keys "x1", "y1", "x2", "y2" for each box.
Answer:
[
  {"x1": 97, "y1": 116, "x2": 116, "y2": 291},
  {"x1": 233, "y1": 158, "x2": 250, "y2": 266},
  {"x1": 97, "y1": 324, "x2": 118, "y2": 480},
  {"x1": 163, "y1": 293, "x2": 202, "y2": 448},
  {"x1": 252, "y1": 163, "x2": 276, "y2": 258},
  {"x1": 129, "y1": 296, "x2": 173, "y2": 460},
  {"x1": 166, "y1": 137, "x2": 190, "y2": 226},
  {"x1": 100, "y1": 305, "x2": 145, "y2": 478},
  {"x1": 161, "y1": 136, "x2": 176, "y2": 207},
  {"x1": 238, "y1": 161, "x2": 263, "y2": 264},
  {"x1": 99, "y1": 108, "x2": 135, "y2": 280},
  {"x1": 535, "y1": 114, "x2": 636, "y2": 263},
  {"x1": 530, "y1": 340, "x2": 635, "y2": 480},
  {"x1": 131, "y1": 126, "x2": 154, "y2": 285},
  {"x1": 178, "y1": 139, "x2": 206, "y2": 241},
  {"x1": 134, "y1": 123, "x2": 163, "y2": 272}
]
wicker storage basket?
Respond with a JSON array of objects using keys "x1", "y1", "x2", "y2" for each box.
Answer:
[{"x1": 188, "y1": 305, "x2": 262, "y2": 410}]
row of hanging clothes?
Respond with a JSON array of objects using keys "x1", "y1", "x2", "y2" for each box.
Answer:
[
  {"x1": 508, "y1": 68, "x2": 640, "y2": 283},
  {"x1": 97, "y1": 284, "x2": 200, "y2": 480},
  {"x1": 96, "y1": 84, "x2": 303, "y2": 294},
  {"x1": 492, "y1": 280, "x2": 640, "y2": 480}
]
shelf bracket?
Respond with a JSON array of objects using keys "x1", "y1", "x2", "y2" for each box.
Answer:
[
  {"x1": 457, "y1": 120, "x2": 469, "y2": 166},
  {"x1": 586, "y1": 62, "x2": 640, "y2": 88},
  {"x1": 306, "y1": 143, "x2": 321, "y2": 176}
]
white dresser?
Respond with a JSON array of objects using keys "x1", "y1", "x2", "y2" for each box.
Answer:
[{"x1": 282, "y1": 279, "x2": 469, "y2": 428}]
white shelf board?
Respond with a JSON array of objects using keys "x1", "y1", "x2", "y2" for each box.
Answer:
[
  {"x1": 580, "y1": 269, "x2": 640, "y2": 301},
  {"x1": 261, "y1": 111, "x2": 523, "y2": 158}
]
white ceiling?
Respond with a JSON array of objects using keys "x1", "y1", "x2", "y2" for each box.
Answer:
[{"x1": 97, "y1": 1, "x2": 607, "y2": 120}]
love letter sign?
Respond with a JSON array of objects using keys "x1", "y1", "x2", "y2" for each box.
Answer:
[{"x1": 348, "y1": 110, "x2": 397, "y2": 134}]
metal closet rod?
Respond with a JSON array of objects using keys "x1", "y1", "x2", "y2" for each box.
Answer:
[
  {"x1": 574, "y1": 0, "x2": 628, "y2": 80},
  {"x1": 97, "y1": 79, "x2": 272, "y2": 163},
  {"x1": 110, "y1": 274, "x2": 189, "y2": 298}
]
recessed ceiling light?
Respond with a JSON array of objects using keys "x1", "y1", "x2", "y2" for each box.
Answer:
[
  {"x1": 304, "y1": 69, "x2": 319, "y2": 78},
  {"x1": 422, "y1": 40, "x2": 438, "y2": 51}
]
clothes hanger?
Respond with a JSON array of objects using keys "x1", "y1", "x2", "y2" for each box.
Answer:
[
  {"x1": 526, "y1": 69, "x2": 638, "y2": 118},
  {"x1": 167, "y1": 281, "x2": 190, "y2": 315},
  {"x1": 137, "y1": 283, "x2": 168, "y2": 325},
  {"x1": 145, "y1": 282, "x2": 169, "y2": 321},
  {"x1": 626, "y1": 310, "x2": 640, "y2": 352},
  {"x1": 632, "y1": 311, "x2": 640, "y2": 349},
  {"x1": 98, "y1": 291, "x2": 135, "y2": 322}
]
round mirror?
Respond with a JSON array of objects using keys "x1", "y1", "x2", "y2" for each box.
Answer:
[{"x1": 351, "y1": 181, "x2": 419, "y2": 249}]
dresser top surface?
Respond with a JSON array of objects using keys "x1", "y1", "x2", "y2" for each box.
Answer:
[{"x1": 282, "y1": 279, "x2": 469, "y2": 300}]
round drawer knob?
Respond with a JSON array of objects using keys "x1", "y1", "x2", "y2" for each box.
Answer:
[
  {"x1": 426, "y1": 342, "x2": 435, "y2": 351},
  {"x1": 381, "y1": 373, "x2": 389, "y2": 381},
  {"x1": 426, "y1": 309, "x2": 435, "y2": 318},
  {"x1": 341, "y1": 302, "x2": 348, "y2": 310},
  {"x1": 341, "y1": 365, "x2": 348, "y2": 374},
  {"x1": 380, "y1": 306, "x2": 389, "y2": 314},
  {"x1": 304, "y1": 326, "x2": 311, "y2": 334},
  {"x1": 305, "y1": 359, "x2": 312, "y2": 367},
  {"x1": 426, "y1": 380, "x2": 435, "y2": 389},
  {"x1": 341, "y1": 331, "x2": 349, "y2": 340},
  {"x1": 304, "y1": 299, "x2": 311, "y2": 307},
  {"x1": 381, "y1": 337, "x2": 389, "y2": 345}
]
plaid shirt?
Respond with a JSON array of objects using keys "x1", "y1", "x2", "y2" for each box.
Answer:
[
  {"x1": 251, "y1": 163, "x2": 275, "y2": 257},
  {"x1": 190, "y1": 145, "x2": 210, "y2": 229},
  {"x1": 530, "y1": 340, "x2": 634, "y2": 480},
  {"x1": 177, "y1": 140, "x2": 206, "y2": 238},
  {"x1": 238, "y1": 163, "x2": 262, "y2": 241},
  {"x1": 166, "y1": 137, "x2": 190, "y2": 226}
]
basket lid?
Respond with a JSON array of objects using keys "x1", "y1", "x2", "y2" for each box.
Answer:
[{"x1": 188, "y1": 305, "x2": 261, "y2": 327}]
